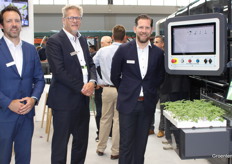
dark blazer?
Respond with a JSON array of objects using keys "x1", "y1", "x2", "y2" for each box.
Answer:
[
  {"x1": 111, "y1": 39, "x2": 165, "y2": 114},
  {"x1": 46, "y1": 30, "x2": 97, "y2": 110},
  {"x1": 38, "y1": 47, "x2": 47, "y2": 61},
  {"x1": 0, "y1": 37, "x2": 45, "y2": 121}
]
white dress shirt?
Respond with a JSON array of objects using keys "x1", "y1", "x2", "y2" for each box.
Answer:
[
  {"x1": 93, "y1": 42, "x2": 122, "y2": 85},
  {"x1": 63, "y1": 28, "x2": 88, "y2": 84},
  {"x1": 4, "y1": 36, "x2": 23, "y2": 77},
  {"x1": 137, "y1": 41, "x2": 151, "y2": 96}
]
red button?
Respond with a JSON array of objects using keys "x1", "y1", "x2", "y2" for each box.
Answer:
[
  {"x1": 188, "y1": 59, "x2": 192, "y2": 63},
  {"x1": 171, "y1": 59, "x2": 177, "y2": 63}
]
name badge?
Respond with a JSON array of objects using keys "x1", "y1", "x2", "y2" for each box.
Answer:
[
  {"x1": 70, "y1": 51, "x2": 78, "y2": 56},
  {"x1": 127, "y1": 60, "x2": 135, "y2": 64},
  {"x1": 6, "y1": 61, "x2": 15, "y2": 67}
]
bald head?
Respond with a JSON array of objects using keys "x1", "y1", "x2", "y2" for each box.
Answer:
[{"x1": 100, "y1": 36, "x2": 112, "y2": 47}]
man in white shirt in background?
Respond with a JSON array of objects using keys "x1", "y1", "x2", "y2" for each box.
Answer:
[
  {"x1": 93, "y1": 35, "x2": 112, "y2": 142},
  {"x1": 93, "y1": 25, "x2": 127, "y2": 160}
]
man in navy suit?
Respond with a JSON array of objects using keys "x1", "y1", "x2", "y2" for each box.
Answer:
[
  {"x1": 46, "y1": 5, "x2": 97, "y2": 164},
  {"x1": 111, "y1": 14, "x2": 165, "y2": 164},
  {"x1": 0, "y1": 6, "x2": 45, "y2": 164}
]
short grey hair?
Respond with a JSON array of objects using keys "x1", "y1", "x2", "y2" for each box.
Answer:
[{"x1": 62, "y1": 5, "x2": 83, "y2": 18}]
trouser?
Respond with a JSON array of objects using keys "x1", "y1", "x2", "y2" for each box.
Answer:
[
  {"x1": 0, "y1": 115, "x2": 34, "y2": 164},
  {"x1": 119, "y1": 101, "x2": 153, "y2": 164},
  {"x1": 159, "y1": 94, "x2": 170, "y2": 131},
  {"x1": 51, "y1": 97, "x2": 90, "y2": 164},
  {"x1": 97, "y1": 87, "x2": 119, "y2": 156},
  {"x1": 94, "y1": 87, "x2": 103, "y2": 136}
]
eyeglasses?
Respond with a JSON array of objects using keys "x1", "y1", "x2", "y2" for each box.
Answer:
[{"x1": 64, "y1": 16, "x2": 82, "y2": 22}]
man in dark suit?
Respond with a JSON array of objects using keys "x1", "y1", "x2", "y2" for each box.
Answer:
[
  {"x1": 0, "y1": 6, "x2": 45, "y2": 164},
  {"x1": 89, "y1": 45, "x2": 97, "y2": 57},
  {"x1": 89, "y1": 45, "x2": 103, "y2": 142},
  {"x1": 46, "y1": 5, "x2": 97, "y2": 164},
  {"x1": 154, "y1": 35, "x2": 165, "y2": 138},
  {"x1": 111, "y1": 14, "x2": 165, "y2": 164}
]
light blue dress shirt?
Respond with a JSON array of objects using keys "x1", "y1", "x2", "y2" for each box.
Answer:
[{"x1": 93, "y1": 42, "x2": 122, "y2": 85}]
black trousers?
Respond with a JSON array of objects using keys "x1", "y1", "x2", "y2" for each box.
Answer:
[
  {"x1": 94, "y1": 87, "x2": 102, "y2": 136},
  {"x1": 119, "y1": 101, "x2": 153, "y2": 164},
  {"x1": 159, "y1": 94, "x2": 170, "y2": 131},
  {"x1": 51, "y1": 100, "x2": 90, "y2": 164}
]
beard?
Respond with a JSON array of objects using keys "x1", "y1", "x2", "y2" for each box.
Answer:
[
  {"x1": 137, "y1": 34, "x2": 150, "y2": 43},
  {"x1": 7, "y1": 27, "x2": 21, "y2": 38}
]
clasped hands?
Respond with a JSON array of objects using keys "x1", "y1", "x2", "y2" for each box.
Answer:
[
  {"x1": 8, "y1": 97, "x2": 36, "y2": 115},
  {"x1": 81, "y1": 82, "x2": 95, "y2": 97}
]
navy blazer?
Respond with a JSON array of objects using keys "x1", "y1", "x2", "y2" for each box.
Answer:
[
  {"x1": 0, "y1": 38, "x2": 45, "y2": 122},
  {"x1": 46, "y1": 30, "x2": 97, "y2": 110},
  {"x1": 111, "y1": 39, "x2": 165, "y2": 114}
]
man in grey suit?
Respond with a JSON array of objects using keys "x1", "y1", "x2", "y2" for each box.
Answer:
[
  {"x1": 111, "y1": 14, "x2": 165, "y2": 164},
  {"x1": 46, "y1": 5, "x2": 97, "y2": 164}
]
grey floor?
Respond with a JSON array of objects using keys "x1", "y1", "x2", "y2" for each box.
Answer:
[{"x1": 11, "y1": 110, "x2": 212, "y2": 164}]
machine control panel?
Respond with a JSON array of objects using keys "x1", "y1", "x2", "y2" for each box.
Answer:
[
  {"x1": 165, "y1": 13, "x2": 227, "y2": 75},
  {"x1": 169, "y1": 55, "x2": 217, "y2": 71}
]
